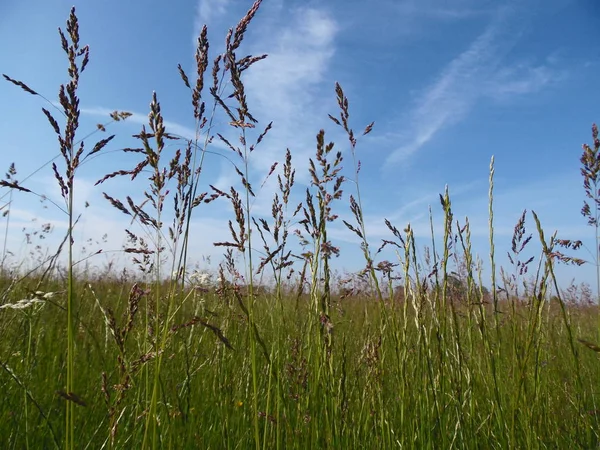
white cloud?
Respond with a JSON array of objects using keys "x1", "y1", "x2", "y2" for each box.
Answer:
[
  {"x1": 195, "y1": 0, "x2": 231, "y2": 29},
  {"x1": 384, "y1": 5, "x2": 563, "y2": 166},
  {"x1": 392, "y1": 0, "x2": 495, "y2": 20},
  {"x1": 241, "y1": 7, "x2": 338, "y2": 182},
  {"x1": 244, "y1": 7, "x2": 337, "y2": 119},
  {"x1": 183, "y1": 4, "x2": 340, "y2": 220},
  {"x1": 485, "y1": 64, "x2": 563, "y2": 99}
]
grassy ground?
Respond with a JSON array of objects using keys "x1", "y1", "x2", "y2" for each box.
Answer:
[{"x1": 0, "y1": 275, "x2": 599, "y2": 448}]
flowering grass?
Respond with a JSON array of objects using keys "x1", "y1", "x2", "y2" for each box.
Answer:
[{"x1": 1, "y1": 3, "x2": 600, "y2": 449}]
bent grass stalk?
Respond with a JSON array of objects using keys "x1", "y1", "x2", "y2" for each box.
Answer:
[
  {"x1": 222, "y1": 4, "x2": 267, "y2": 447},
  {"x1": 579, "y1": 123, "x2": 600, "y2": 341}
]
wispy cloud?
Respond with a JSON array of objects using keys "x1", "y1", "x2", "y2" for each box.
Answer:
[
  {"x1": 384, "y1": 5, "x2": 563, "y2": 166},
  {"x1": 485, "y1": 64, "x2": 562, "y2": 100},
  {"x1": 241, "y1": 6, "x2": 338, "y2": 181},
  {"x1": 195, "y1": 0, "x2": 231, "y2": 30},
  {"x1": 391, "y1": 0, "x2": 495, "y2": 20},
  {"x1": 188, "y1": 3, "x2": 340, "y2": 205},
  {"x1": 245, "y1": 8, "x2": 337, "y2": 117}
]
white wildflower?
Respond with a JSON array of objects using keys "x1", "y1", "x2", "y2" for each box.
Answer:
[
  {"x1": 189, "y1": 271, "x2": 212, "y2": 287},
  {"x1": 0, "y1": 298, "x2": 45, "y2": 310},
  {"x1": 33, "y1": 290, "x2": 56, "y2": 300}
]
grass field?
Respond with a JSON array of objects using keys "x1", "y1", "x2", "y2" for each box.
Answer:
[
  {"x1": 1, "y1": 274, "x2": 599, "y2": 449},
  {"x1": 1, "y1": 3, "x2": 600, "y2": 449}
]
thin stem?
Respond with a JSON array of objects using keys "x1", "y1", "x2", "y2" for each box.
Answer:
[
  {"x1": 242, "y1": 128, "x2": 261, "y2": 450},
  {"x1": 66, "y1": 175, "x2": 75, "y2": 450}
]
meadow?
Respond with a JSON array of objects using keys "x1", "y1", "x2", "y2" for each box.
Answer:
[{"x1": 1, "y1": 2, "x2": 600, "y2": 449}]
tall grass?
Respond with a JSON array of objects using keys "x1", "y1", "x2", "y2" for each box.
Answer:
[{"x1": 1, "y1": 4, "x2": 600, "y2": 449}]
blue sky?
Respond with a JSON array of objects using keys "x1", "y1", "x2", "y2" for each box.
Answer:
[{"x1": 1, "y1": 0, "x2": 599, "y2": 293}]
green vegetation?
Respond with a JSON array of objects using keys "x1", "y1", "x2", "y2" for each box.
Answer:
[{"x1": 1, "y1": 3, "x2": 599, "y2": 449}]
